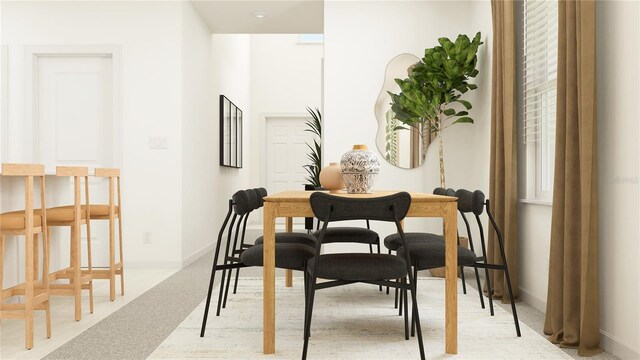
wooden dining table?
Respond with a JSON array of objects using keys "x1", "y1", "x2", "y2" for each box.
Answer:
[{"x1": 261, "y1": 190, "x2": 459, "y2": 355}]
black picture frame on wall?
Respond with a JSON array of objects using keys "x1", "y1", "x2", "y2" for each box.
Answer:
[{"x1": 220, "y1": 95, "x2": 242, "y2": 168}]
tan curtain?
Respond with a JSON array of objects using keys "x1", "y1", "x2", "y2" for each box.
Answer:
[
  {"x1": 544, "y1": 0, "x2": 602, "y2": 356},
  {"x1": 488, "y1": 0, "x2": 519, "y2": 303}
]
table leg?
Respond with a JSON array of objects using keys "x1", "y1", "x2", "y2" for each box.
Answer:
[
  {"x1": 263, "y1": 202, "x2": 276, "y2": 354},
  {"x1": 443, "y1": 201, "x2": 458, "y2": 354},
  {"x1": 285, "y1": 217, "x2": 293, "y2": 287}
]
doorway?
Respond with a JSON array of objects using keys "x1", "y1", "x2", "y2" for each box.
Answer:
[{"x1": 265, "y1": 116, "x2": 314, "y2": 225}]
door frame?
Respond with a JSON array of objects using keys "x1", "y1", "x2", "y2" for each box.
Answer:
[{"x1": 24, "y1": 45, "x2": 122, "y2": 166}]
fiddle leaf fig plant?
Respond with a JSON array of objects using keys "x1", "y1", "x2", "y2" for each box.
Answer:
[{"x1": 388, "y1": 32, "x2": 483, "y2": 187}]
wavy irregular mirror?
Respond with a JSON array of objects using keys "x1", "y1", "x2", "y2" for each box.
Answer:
[{"x1": 375, "y1": 53, "x2": 433, "y2": 169}]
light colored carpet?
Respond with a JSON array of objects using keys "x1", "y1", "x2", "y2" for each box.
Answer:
[{"x1": 150, "y1": 277, "x2": 572, "y2": 359}]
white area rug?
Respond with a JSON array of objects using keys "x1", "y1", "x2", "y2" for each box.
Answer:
[{"x1": 150, "y1": 278, "x2": 570, "y2": 359}]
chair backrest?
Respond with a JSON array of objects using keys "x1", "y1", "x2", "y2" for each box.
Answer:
[
  {"x1": 453, "y1": 188, "x2": 507, "y2": 256},
  {"x1": 455, "y1": 189, "x2": 485, "y2": 215},
  {"x1": 231, "y1": 190, "x2": 252, "y2": 216},
  {"x1": 253, "y1": 188, "x2": 266, "y2": 208},
  {"x1": 433, "y1": 187, "x2": 456, "y2": 197},
  {"x1": 57, "y1": 166, "x2": 90, "y2": 221},
  {"x1": 1, "y1": 163, "x2": 47, "y2": 234},
  {"x1": 310, "y1": 192, "x2": 411, "y2": 224},
  {"x1": 94, "y1": 168, "x2": 121, "y2": 213}
]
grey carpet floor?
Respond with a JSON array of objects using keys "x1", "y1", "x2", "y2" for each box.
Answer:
[
  {"x1": 43, "y1": 253, "x2": 215, "y2": 360},
  {"x1": 44, "y1": 253, "x2": 621, "y2": 360}
]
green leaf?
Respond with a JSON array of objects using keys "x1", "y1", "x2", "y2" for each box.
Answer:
[
  {"x1": 443, "y1": 108, "x2": 456, "y2": 116},
  {"x1": 456, "y1": 99, "x2": 472, "y2": 110},
  {"x1": 455, "y1": 111, "x2": 469, "y2": 116},
  {"x1": 468, "y1": 83, "x2": 478, "y2": 90},
  {"x1": 451, "y1": 116, "x2": 474, "y2": 125}
]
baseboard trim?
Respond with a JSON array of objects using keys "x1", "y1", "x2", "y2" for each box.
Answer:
[
  {"x1": 182, "y1": 242, "x2": 216, "y2": 268},
  {"x1": 600, "y1": 330, "x2": 640, "y2": 360},
  {"x1": 518, "y1": 286, "x2": 547, "y2": 313},
  {"x1": 518, "y1": 287, "x2": 639, "y2": 359},
  {"x1": 125, "y1": 260, "x2": 182, "y2": 270}
]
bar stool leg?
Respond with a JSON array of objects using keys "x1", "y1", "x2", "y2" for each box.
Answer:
[
  {"x1": 86, "y1": 219, "x2": 94, "y2": 314},
  {"x1": 109, "y1": 214, "x2": 116, "y2": 302},
  {"x1": 71, "y1": 225, "x2": 82, "y2": 321},
  {"x1": 118, "y1": 214, "x2": 124, "y2": 296},
  {"x1": 42, "y1": 231, "x2": 51, "y2": 338},
  {"x1": 25, "y1": 230, "x2": 35, "y2": 350},
  {"x1": 33, "y1": 234, "x2": 39, "y2": 278}
]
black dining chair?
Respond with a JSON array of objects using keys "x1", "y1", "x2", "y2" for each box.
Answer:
[
  {"x1": 394, "y1": 189, "x2": 521, "y2": 337},
  {"x1": 200, "y1": 189, "x2": 316, "y2": 337},
  {"x1": 303, "y1": 192, "x2": 425, "y2": 360},
  {"x1": 384, "y1": 187, "x2": 484, "y2": 311}
]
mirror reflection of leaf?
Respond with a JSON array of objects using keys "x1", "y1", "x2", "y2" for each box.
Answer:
[{"x1": 375, "y1": 54, "x2": 432, "y2": 169}]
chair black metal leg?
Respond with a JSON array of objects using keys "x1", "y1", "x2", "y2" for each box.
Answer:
[
  {"x1": 410, "y1": 264, "x2": 418, "y2": 337},
  {"x1": 200, "y1": 256, "x2": 220, "y2": 337},
  {"x1": 232, "y1": 267, "x2": 241, "y2": 295},
  {"x1": 302, "y1": 282, "x2": 316, "y2": 360},
  {"x1": 473, "y1": 265, "x2": 485, "y2": 309},
  {"x1": 460, "y1": 266, "x2": 467, "y2": 294},
  {"x1": 403, "y1": 277, "x2": 409, "y2": 340},
  {"x1": 215, "y1": 268, "x2": 227, "y2": 316},
  {"x1": 485, "y1": 266, "x2": 495, "y2": 316},
  {"x1": 222, "y1": 264, "x2": 234, "y2": 308},
  {"x1": 497, "y1": 247, "x2": 521, "y2": 336},
  {"x1": 503, "y1": 267, "x2": 521, "y2": 336},
  {"x1": 376, "y1": 241, "x2": 382, "y2": 292},
  {"x1": 398, "y1": 283, "x2": 403, "y2": 316},
  {"x1": 407, "y1": 267, "x2": 425, "y2": 359},
  {"x1": 387, "y1": 249, "x2": 391, "y2": 295}
]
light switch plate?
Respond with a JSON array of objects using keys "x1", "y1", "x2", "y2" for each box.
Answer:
[{"x1": 149, "y1": 136, "x2": 168, "y2": 149}]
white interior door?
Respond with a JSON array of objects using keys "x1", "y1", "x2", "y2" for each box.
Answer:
[
  {"x1": 266, "y1": 116, "x2": 314, "y2": 225},
  {"x1": 36, "y1": 54, "x2": 115, "y2": 268},
  {"x1": 37, "y1": 55, "x2": 113, "y2": 168}
]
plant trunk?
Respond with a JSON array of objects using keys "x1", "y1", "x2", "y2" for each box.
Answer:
[{"x1": 438, "y1": 135, "x2": 445, "y2": 188}]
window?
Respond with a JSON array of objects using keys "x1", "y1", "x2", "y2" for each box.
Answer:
[{"x1": 522, "y1": 0, "x2": 558, "y2": 201}]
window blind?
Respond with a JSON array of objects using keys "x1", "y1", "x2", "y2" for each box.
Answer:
[{"x1": 522, "y1": 0, "x2": 558, "y2": 144}]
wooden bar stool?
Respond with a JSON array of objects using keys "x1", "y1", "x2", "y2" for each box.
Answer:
[
  {"x1": 88, "y1": 168, "x2": 123, "y2": 301},
  {"x1": 46, "y1": 166, "x2": 94, "y2": 321},
  {"x1": 0, "y1": 163, "x2": 51, "y2": 349}
]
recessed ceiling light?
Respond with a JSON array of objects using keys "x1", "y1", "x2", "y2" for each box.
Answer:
[{"x1": 253, "y1": 12, "x2": 267, "y2": 19}]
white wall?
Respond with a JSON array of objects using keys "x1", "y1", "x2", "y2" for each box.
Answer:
[
  {"x1": 1, "y1": 1, "x2": 184, "y2": 291},
  {"x1": 180, "y1": 2, "x2": 217, "y2": 265},
  {"x1": 180, "y1": 33, "x2": 252, "y2": 265},
  {"x1": 518, "y1": 1, "x2": 640, "y2": 358},
  {"x1": 249, "y1": 34, "x2": 323, "y2": 227},
  {"x1": 323, "y1": 0, "x2": 493, "y2": 239}
]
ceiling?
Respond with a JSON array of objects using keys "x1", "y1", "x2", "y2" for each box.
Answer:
[{"x1": 190, "y1": 0, "x2": 323, "y2": 34}]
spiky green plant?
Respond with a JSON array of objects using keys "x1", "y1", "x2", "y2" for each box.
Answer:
[{"x1": 303, "y1": 107, "x2": 322, "y2": 187}]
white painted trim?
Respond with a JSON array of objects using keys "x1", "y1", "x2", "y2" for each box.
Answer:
[
  {"x1": 600, "y1": 330, "x2": 640, "y2": 360},
  {"x1": 519, "y1": 286, "x2": 640, "y2": 359},
  {"x1": 518, "y1": 198, "x2": 552, "y2": 206},
  {"x1": 181, "y1": 241, "x2": 216, "y2": 268},
  {"x1": 1, "y1": 45, "x2": 8, "y2": 162},
  {"x1": 519, "y1": 286, "x2": 547, "y2": 312},
  {"x1": 125, "y1": 260, "x2": 181, "y2": 270},
  {"x1": 24, "y1": 45, "x2": 122, "y2": 166}
]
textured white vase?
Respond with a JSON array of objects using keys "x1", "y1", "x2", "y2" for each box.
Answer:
[
  {"x1": 319, "y1": 162, "x2": 345, "y2": 193},
  {"x1": 340, "y1": 145, "x2": 380, "y2": 194}
]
